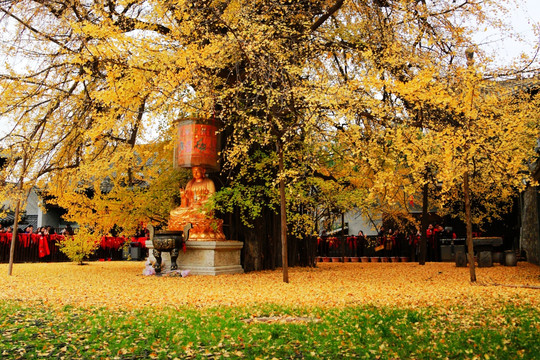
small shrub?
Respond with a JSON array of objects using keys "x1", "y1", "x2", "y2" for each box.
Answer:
[{"x1": 57, "y1": 226, "x2": 100, "y2": 265}]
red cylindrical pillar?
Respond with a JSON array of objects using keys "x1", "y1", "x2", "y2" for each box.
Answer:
[{"x1": 174, "y1": 118, "x2": 220, "y2": 172}]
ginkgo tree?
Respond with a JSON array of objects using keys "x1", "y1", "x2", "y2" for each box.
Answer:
[
  {"x1": 0, "y1": 0, "x2": 339, "y2": 277},
  {"x1": 378, "y1": 47, "x2": 540, "y2": 281},
  {"x1": 0, "y1": 0, "x2": 537, "y2": 280},
  {"x1": 302, "y1": 0, "x2": 539, "y2": 278}
]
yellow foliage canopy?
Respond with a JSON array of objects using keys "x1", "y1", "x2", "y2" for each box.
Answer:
[{"x1": 0, "y1": 0, "x2": 537, "y2": 237}]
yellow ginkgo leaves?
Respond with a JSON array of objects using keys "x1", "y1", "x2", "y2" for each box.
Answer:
[{"x1": 0, "y1": 261, "x2": 538, "y2": 310}]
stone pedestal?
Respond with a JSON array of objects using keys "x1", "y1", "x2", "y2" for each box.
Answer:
[
  {"x1": 478, "y1": 250, "x2": 493, "y2": 267},
  {"x1": 146, "y1": 239, "x2": 243, "y2": 275},
  {"x1": 455, "y1": 248, "x2": 467, "y2": 267}
]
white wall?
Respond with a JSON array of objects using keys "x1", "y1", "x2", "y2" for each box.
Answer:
[{"x1": 344, "y1": 210, "x2": 380, "y2": 236}]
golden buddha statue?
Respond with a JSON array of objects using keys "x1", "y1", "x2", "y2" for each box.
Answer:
[{"x1": 168, "y1": 166, "x2": 226, "y2": 240}]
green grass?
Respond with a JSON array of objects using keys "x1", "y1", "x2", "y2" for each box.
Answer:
[{"x1": 0, "y1": 300, "x2": 538, "y2": 359}]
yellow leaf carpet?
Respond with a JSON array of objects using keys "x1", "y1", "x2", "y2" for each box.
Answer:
[{"x1": 1, "y1": 262, "x2": 538, "y2": 310}]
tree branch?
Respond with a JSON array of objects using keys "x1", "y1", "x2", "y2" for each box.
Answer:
[{"x1": 310, "y1": 0, "x2": 344, "y2": 33}]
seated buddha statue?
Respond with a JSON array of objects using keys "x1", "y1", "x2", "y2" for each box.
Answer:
[{"x1": 168, "y1": 166, "x2": 226, "y2": 240}]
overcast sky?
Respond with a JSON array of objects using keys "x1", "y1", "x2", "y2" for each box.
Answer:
[{"x1": 475, "y1": 0, "x2": 540, "y2": 67}]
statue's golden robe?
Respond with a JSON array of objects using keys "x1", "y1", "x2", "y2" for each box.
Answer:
[{"x1": 168, "y1": 172, "x2": 226, "y2": 241}]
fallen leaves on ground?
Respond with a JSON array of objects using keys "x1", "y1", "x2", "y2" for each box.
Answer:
[
  {"x1": 0, "y1": 262, "x2": 538, "y2": 310},
  {"x1": 241, "y1": 316, "x2": 321, "y2": 324}
]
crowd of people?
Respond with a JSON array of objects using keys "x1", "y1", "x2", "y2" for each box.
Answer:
[
  {"x1": 0, "y1": 224, "x2": 75, "y2": 236},
  {"x1": 0, "y1": 223, "x2": 148, "y2": 262},
  {"x1": 0, "y1": 226, "x2": 12, "y2": 234},
  {"x1": 0, "y1": 225, "x2": 66, "y2": 258},
  {"x1": 318, "y1": 224, "x2": 459, "y2": 261}
]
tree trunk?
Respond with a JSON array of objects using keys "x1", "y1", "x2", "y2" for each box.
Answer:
[
  {"x1": 242, "y1": 220, "x2": 264, "y2": 272},
  {"x1": 7, "y1": 198, "x2": 21, "y2": 276},
  {"x1": 419, "y1": 181, "x2": 429, "y2": 265},
  {"x1": 238, "y1": 210, "x2": 279, "y2": 272},
  {"x1": 278, "y1": 142, "x2": 289, "y2": 283},
  {"x1": 230, "y1": 202, "x2": 314, "y2": 272},
  {"x1": 521, "y1": 186, "x2": 540, "y2": 265},
  {"x1": 8, "y1": 152, "x2": 28, "y2": 276},
  {"x1": 464, "y1": 171, "x2": 476, "y2": 282},
  {"x1": 464, "y1": 48, "x2": 477, "y2": 282}
]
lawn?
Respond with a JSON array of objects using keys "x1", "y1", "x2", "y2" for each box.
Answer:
[{"x1": 0, "y1": 261, "x2": 539, "y2": 359}]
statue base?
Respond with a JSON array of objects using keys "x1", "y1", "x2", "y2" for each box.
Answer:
[{"x1": 146, "y1": 238, "x2": 243, "y2": 275}]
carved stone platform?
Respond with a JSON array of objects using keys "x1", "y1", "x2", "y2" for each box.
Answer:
[{"x1": 146, "y1": 239, "x2": 243, "y2": 275}]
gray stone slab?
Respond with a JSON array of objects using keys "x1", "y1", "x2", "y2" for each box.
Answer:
[{"x1": 146, "y1": 239, "x2": 243, "y2": 275}]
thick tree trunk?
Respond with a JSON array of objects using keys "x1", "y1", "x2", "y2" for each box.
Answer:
[
  {"x1": 238, "y1": 210, "x2": 278, "y2": 272},
  {"x1": 229, "y1": 201, "x2": 317, "y2": 272},
  {"x1": 242, "y1": 220, "x2": 264, "y2": 272},
  {"x1": 464, "y1": 171, "x2": 476, "y2": 282},
  {"x1": 521, "y1": 186, "x2": 540, "y2": 265}
]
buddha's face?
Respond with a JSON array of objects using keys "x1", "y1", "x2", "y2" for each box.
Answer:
[{"x1": 192, "y1": 166, "x2": 205, "y2": 180}]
